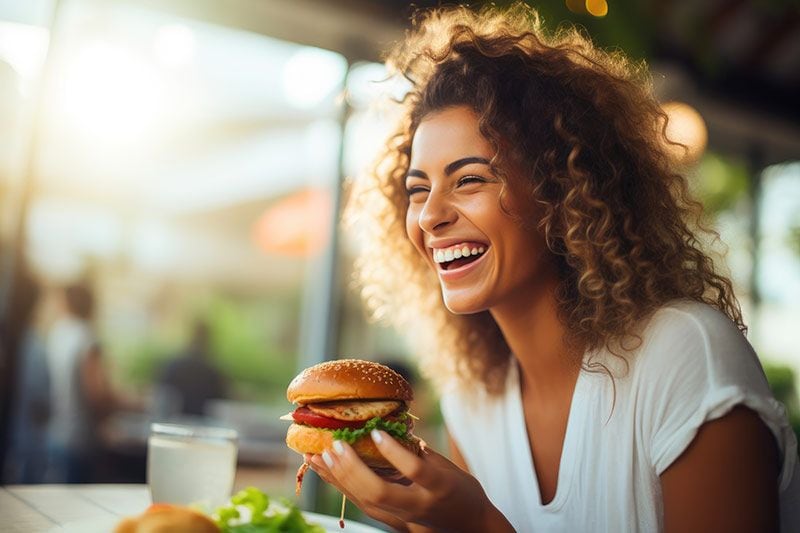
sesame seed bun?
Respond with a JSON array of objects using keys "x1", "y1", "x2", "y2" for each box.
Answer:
[
  {"x1": 285, "y1": 422, "x2": 421, "y2": 469},
  {"x1": 286, "y1": 359, "x2": 413, "y2": 405}
]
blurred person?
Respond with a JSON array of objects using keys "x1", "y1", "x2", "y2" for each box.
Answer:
[
  {"x1": 46, "y1": 282, "x2": 114, "y2": 483},
  {"x1": 4, "y1": 272, "x2": 50, "y2": 484},
  {"x1": 306, "y1": 4, "x2": 799, "y2": 532},
  {"x1": 157, "y1": 319, "x2": 227, "y2": 417}
]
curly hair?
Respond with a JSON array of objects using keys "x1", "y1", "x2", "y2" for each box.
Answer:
[{"x1": 344, "y1": 2, "x2": 744, "y2": 395}]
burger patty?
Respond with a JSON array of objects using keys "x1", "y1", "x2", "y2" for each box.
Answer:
[{"x1": 306, "y1": 400, "x2": 402, "y2": 421}]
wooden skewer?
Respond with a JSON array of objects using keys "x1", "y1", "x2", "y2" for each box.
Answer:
[{"x1": 339, "y1": 493, "x2": 347, "y2": 528}]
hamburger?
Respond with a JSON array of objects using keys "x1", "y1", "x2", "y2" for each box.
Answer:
[{"x1": 284, "y1": 359, "x2": 421, "y2": 475}]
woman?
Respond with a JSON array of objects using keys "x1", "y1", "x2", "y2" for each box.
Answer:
[{"x1": 308, "y1": 4, "x2": 799, "y2": 532}]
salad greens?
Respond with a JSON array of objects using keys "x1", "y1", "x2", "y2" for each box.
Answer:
[
  {"x1": 212, "y1": 487, "x2": 324, "y2": 533},
  {"x1": 331, "y1": 415, "x2": 409, "y2": 444}
]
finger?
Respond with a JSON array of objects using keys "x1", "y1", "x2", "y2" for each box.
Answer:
[
  {"x1": 361, "y1": 506, "x2": 410, "y2": 532},
  {"x1": 309, "y1": 454, "x2": 407, "y2": 531},
  {"x1": 307, "y1": 453, "x2": 325, "y2": 472},
  {"x1": 377, "y1": 470, "x2": 413, "y2": 486},
  {"x1": 323, "y1": 440, "x2": 422, "y2": 515},
  {"x1": 307, "y1": 455, "x2": 338, "y2": 485},
  {"x1": 308, "y1": 456, "x2": 365, "y2": 506},
  {"x1": 369, "y1": 430, "x2": 439, "y2": 490}
]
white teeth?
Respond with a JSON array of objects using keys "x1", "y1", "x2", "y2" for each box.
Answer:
[{"x1": 432, "y1": 244, "x2": 488, "y2": 264}]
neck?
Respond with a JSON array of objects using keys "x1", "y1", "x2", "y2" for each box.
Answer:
[{"x1": 490, "y1": 276, "x2": 581, "y2": 404}]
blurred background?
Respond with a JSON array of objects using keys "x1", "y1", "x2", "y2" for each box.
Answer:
[{"x1": 0, "y1": 0, "x2": 798, "y2": 525}]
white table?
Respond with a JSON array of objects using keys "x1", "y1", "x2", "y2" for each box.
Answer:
[
  {"x1": 0, "y1": 484, "x2": 151, "y2": 532},
  {"x1": 0, "y1": 484, "x2": 387, "y2": 533}
]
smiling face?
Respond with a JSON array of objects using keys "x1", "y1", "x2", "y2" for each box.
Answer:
[{"x1": 404, "y1": 106, "x2": 557, "y2": 315}]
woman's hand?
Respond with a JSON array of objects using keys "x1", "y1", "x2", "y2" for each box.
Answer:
[{"x1": 306, "y1": 430, "x2": 513, "y2": 533}]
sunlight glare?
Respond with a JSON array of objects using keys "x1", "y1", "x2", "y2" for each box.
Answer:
[
  {"x1": 53, "y1": 41, "x2": 163, "y2": 144},
  {"x1": 153, "y1": 24, "x2": 196, "y2": 68},
  {"x1": 282, "y1": 47, "x2": 347, "y2": 109},
  {"x1": 0, "y1": 21, "x2": 50, "y2": 93}
]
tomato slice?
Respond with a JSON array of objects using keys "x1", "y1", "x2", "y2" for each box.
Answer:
[{"x1": 292, "y1": 406, "x2": 365, "y2": 430}]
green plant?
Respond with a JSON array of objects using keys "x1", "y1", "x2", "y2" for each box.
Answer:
[
  {"x1": 763, "y1": 362, "x2": 800, "y2": 447},
  {"x1": 110, "y1": 289, "x2": 305, "y2": 403},
  {"x1": 202, "y1": 294, "x2": 297, "y2": 402},
  {"x1": 693, "y1": 152, "x2": 749, "y2": 215}
]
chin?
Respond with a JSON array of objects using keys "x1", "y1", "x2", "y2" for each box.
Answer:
[{"x1": 441, "y1": 290, "x2": 490, "y2": 315}]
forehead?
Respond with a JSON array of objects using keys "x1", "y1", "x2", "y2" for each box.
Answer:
[{"x1": 409, "y1": 106, "x2": 494, "y2": 170}]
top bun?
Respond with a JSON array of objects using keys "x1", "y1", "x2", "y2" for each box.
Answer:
[{"x1": 287, "y1": 359, "x2": 413, "y2": 404}]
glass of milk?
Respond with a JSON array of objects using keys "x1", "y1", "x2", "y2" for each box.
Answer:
[{"x1": 147, "y1": 423, "x2": 238, "y2": 508}]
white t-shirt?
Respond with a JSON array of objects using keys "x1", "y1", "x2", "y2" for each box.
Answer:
[{"x1": 441, "y1": 301, "x2": 800, "y2": 532}]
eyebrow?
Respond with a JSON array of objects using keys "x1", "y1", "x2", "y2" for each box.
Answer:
[{"x1": 406, "y1": 156, "x2": 491, "y2": 181}]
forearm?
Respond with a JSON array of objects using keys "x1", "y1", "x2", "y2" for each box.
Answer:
[
  {"x1": 479, "y1": 504, "x2": 514, "y2": 533},
  {"x1": 404, "y1": 503, "x2": 513, "y2": 533}
]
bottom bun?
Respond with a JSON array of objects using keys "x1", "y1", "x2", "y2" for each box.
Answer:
[{"x1": 286, "y1": 423, "x2": 421, "y2": 469}]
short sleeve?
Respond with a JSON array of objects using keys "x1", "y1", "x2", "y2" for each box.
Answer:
[{"x1": 638, "y1": 303, "x2": 797, "y2": 492}]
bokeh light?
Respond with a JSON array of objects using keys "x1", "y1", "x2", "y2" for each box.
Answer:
[
  {"x1": 566, "y1": 0, "x2": 609, "y2": 17},
  {"x1": 660, "y1": 101, "x2": 708, "y2": 166},
  {"x1": 253, "y1": 188, "x2": 332, "y2": 257},
  {"x1": 586, "y1": 0, "x2": 609, "y2": 18}
]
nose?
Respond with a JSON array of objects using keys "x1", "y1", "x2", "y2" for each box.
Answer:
[{"x1": 417, "y1": 187, "x2": 457, "y2": 234}]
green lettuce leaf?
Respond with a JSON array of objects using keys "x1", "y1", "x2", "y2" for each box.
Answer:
[
  {"x1": 331, "y1": 416, "x2": 409, "y2": 444},
  {"x1": 212, "y1": 487, "x2": 324, "y2": 533}
]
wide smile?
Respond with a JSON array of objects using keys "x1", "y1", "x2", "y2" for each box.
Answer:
[{"x1": 429, "y1": 241, "x2": 490, "y2": 281}]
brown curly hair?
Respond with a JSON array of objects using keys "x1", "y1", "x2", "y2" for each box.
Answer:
[{"x1": 344, "y1": 2, "x2": 744, "y2": 395}]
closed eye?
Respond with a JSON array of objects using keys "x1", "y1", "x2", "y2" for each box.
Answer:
[
  {"x1": 406, "y1": 186, "x2": 429, "y2": 197},
  {"x1": 457, "y1": 175, "x2": 487, "y2": 187}
]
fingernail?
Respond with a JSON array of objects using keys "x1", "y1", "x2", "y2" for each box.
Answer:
[
  {"x1": 333, "y1": 440, "x2": 345, "y2": 455},
  {"x1": 322, "y1": 450, "x2": 334, "y2": 467},
  {"x1": 370, "y1": 429, "x2": 383, "y2": 444}
]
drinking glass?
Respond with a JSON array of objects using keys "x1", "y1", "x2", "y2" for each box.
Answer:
[{"x1": 147, "y1": 423, "x2": 238, "y2": 507}]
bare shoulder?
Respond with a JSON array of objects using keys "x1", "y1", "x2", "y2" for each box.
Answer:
[{"x1": 660, "y1": 405, "x2": 779, "y2": 533}]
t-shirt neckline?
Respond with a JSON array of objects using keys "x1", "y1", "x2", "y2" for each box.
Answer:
[{"x1": 508, "y1": 358, "x2": 587, "y2": 514}]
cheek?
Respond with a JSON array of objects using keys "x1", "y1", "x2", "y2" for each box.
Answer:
[
  {"x1": 404, "y1": 207, "x2": 415, "y2": 241},
  {"x1": 405, "y1": 208, "x2": 425, "y2": 255}
]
